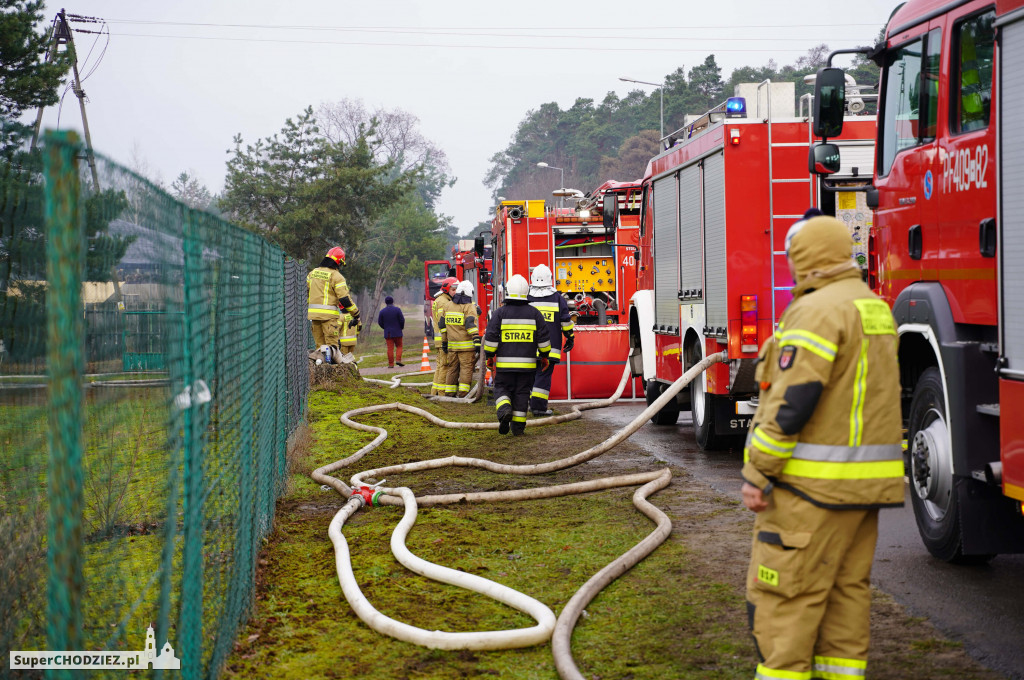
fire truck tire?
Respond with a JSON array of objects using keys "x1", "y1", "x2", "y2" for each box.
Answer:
[
  {"x1": 686, "y1": 347, "x2": 739, "y2": 451},
  {"x1": 907, "y1": 367, "x2": 994, "y2": 565},
  {"x1": 645, "y1": 381, "x2": 680, "y2": 426}
]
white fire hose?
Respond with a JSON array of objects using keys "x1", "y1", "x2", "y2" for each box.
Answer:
[{"x1": 312, "y1": 351, "x2": 727, "y2": 676}]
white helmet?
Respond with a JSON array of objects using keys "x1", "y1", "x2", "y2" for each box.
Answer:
[
  {"x1": 505, "y1": 274, "x2": 529, "y2": 300},
  {"x1": 456, "y1": 280, "x2": 474, "y2": 297},
  {"x1": 530, "y1": 264, "x2": 553, "y2": 288}
]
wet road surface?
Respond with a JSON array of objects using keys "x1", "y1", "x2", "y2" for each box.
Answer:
[{"x1": 588, "y1": 402, "x2": 1024, "y2": 680}]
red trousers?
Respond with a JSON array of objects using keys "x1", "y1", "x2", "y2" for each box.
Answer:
[{"x1": 386, "y1": 337, "x2": 403, "y2": 366}]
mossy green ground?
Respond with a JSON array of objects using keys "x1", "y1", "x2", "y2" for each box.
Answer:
[{"x1": 223, "y1": 370, "x2": 1002, "y2": 680}]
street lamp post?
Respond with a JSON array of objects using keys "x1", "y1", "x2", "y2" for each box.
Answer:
[
  {"x1": 619, "y1": 76, "x2": 664, "y2": 140},
  {"x1": 536, "y1": 162, "x2": 565, "y2": 207}
]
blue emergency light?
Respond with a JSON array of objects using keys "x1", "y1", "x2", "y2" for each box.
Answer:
[{"x1": 725, "y1": 97, "x2": 747, "y2": 118}]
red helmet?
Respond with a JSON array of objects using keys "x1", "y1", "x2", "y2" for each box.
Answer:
[
  {"x1": 441, "y1": 277, "x2": 459, "y2": 295},
  {"x1": 326, "y1": 247, "x2": 346, "y2": 266}
]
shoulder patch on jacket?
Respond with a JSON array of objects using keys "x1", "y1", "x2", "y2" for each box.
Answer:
[{"x1": 778, "y1": 345, "x2": 797, "y2": 370}]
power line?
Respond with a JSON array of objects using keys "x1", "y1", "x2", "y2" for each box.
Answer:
[
  {"x1": 91, "y1": 31, "x2": 875, "y2": 54},
  {"x1": 95, "y1": 19, "x2": 880, "y2": 43},
  {"x1": 102, "y1": 18, "x2": 883, "y2": 31}
]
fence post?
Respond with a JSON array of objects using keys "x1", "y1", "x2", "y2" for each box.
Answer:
[
  {"x1": 179, "y1": 206, "x2": 203, "y2": 679},
  {"x1": 43, "y1": 130, "x2": 85, "y2": 675}
]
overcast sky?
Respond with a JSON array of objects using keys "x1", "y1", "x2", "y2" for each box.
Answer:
[{"x1": 33, "y1": 0, "x2": 898, "y2": 232}]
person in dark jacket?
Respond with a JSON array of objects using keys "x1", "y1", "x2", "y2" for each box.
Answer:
[
  {"x1": 527, "y1": 264, "x2": 574, "y2": 416},
  {"x1": 483, "y1": 275, "x2": 551, "y2": 436},
  {"x1": 376, "y1": 296, "x2": 405, "y2": 368}
]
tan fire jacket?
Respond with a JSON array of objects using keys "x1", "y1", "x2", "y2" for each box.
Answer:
[
  {"x1": 439, "y1": 294, "x2": 480, "y2": 352},
  {"x1": 431, "y1": 293, "x2": 452, "y2": 349},
  {"x1": 742, "y1": 267, "x2": 904, "y2": 509},
  {"x1": 307, "y1": 267, "x2": 358, "y2": 321}
]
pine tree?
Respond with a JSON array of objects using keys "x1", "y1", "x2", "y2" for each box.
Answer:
[{"x1": 0, "y1": 0, "x2": 71, "y2": 151}]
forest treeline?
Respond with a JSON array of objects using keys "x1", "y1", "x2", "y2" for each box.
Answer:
[{"x1": 483, "y1": 45, "x2": 881, "y2": 205}]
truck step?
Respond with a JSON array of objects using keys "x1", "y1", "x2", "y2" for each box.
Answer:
[{"x1": 976, "y1": 403, "x2": 1000, "y2": 416}]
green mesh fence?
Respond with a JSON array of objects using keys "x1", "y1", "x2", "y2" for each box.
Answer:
[{"x1": 1, "y1": 131, "x2": 311, "y2": 679}]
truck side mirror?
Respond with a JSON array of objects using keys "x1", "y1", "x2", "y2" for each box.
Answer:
[
  {"x1": 602, "y1": 194, "x2": 618, "y2": 230},
  {"x1": 809, "y1": 142, "x2": 841, "y2": 175},
  {"x1": 474, "y1": 236, "x2": 485, "y2": 256},
  {"x1": 812, "y1": 67, "x2": 847, "y2": 138}
]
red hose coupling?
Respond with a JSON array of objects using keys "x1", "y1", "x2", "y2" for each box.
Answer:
[{"x1": 353, "y1": 486, "x2": 383, "y2": 507}]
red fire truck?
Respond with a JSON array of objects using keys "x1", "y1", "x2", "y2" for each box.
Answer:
[
  {"x1": 628, "y1": 82, "x2": 877, "y2": 450},
  {"x1": 490, "y1": 183, "x2": 644, "y2": 399},
  {"x1": 810, "y1": 0, "x2": 1024, "y2": 561},
  {"x1": 451, "y1": 238, "x2": 494, "y2": 317}
]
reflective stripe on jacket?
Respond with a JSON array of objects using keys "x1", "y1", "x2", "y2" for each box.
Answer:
[
  {"x1": 340, "y1": 313, "x2": 358, "y2": 345},
  {"x1": 483, "y1": 301, "x2": 551, "y2": 372},
  {"x1": 528, "y1": 291, "x2": 573, "y2": 361},
  {"x1": 741, "y1": 272, "x2": 904, "y2": 509},
  {"x1": 439, "y1": 294, "x2": 479, "y2": 351},
  {"x1": 307, "y1": 267, "x2": 358, "y2": 320}
]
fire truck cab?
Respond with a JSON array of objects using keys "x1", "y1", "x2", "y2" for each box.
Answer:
[
  {"x1": 810, "y1": 0, "x2": 1024, "y2": 561},
  {"x1": 423, "y1": 259, "x2": 452, "y2": 340},
  {"x1": 451, "y1": 238, "x2": 494, "y2": 319},
  {"x1": 630, "y1": 82, "x2": 877, "y2": 450}
]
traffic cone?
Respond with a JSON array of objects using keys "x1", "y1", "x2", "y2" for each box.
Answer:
[
  {"x1": 420, "y1": 336, "x2": 432, "y2": 371},
  {"x1": 485, "y1": 366, "x2": 493, "y2": 387}
]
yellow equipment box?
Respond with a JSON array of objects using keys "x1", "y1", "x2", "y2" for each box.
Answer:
[{"x1": 555, "y1": 257, "x2": 616, "y2": 294}]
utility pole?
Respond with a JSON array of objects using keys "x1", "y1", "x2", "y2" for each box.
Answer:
[
  {"x1": 30, "y1": 10, "x2": 101, "y2": 192},
  {"x1": 30, "y1": 10, "x2": 122, "y2": 307}
]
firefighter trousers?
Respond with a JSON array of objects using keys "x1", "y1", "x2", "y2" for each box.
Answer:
[
  {"x1": 311, "y1": 318, "x2": 339, "y2": 348},
  {"x1": 746, "y1": 488, "x2": 878, "y2": 680},
  {"x1": 444, "y1": 350, "x2": 477, "y2": 397},
  {"x1": 493, "y1": 371, "x2": 534, "y2": 435},
  {"x1": 431, "y1": 349, "x2": 456, "y2": 395},
  {"x1": 530, "y1": 360, "x2": 556, "y2": 412}
]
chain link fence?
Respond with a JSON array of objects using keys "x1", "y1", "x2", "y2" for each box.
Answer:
[{"x1": 1, "y1": 131, "x2": 311, "y2": 679}]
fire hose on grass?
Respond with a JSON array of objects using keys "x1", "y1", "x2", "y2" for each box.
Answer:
[
  {"x1": 361, "y1": 351, "x2": 488, "y2": 404},
  {"x1": 312, "y1": 351, "x2": 727, "y2": 675}
]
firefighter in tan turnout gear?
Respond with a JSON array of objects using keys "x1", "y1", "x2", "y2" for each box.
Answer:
[
  {"x1": 430, "y1": 277, "x2": 458, "y2": 396},
  {"x1": 307, "y1": 247, "x2": 359, "y2": 362},
  {"x1": 441, "y1": 280, "x2": 481, "y2": 397},
  {"x1": 740, "y1": 215, "x2": 904, "y2": 680}
]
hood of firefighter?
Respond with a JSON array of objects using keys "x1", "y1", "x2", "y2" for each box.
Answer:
[
  {"x1": 788, "y1": 216, "x2": 860, "y2": 297},
  {"x1": 529, "y1": 264, "x2": 556, "y2": 297}
]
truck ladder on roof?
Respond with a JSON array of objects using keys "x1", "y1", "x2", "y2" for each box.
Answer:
[{"x1": 758, "y1": 79, "x2": 815, "y2": 327}]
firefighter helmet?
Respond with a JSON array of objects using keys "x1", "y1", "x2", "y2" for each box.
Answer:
[
  {"x1": 505, "y1": 274, "x2": 529, "y2": 300},
  {"x1": 456, "y1": 280, "x2": 474, "y2": 297},
  {"x1": 530, "y1": 264, "x2": 553, "y2": 288},
  {"x1": 326, "y1": 247, "x2": 346, "y2": 266},
  {"x1": 441, "y1": 277, "x2": 459, "y2": 295}
]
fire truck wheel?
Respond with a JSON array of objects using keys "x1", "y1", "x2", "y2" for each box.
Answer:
[
  {"x1": 688, "y1": 354, "x2": 741, "y2": 451},
  {"x1": 645, "y1": 380, "x2": 680, "y2": 426},
  {"x1": 907, "y1": 367, "x2": 993, "y2": 564}
]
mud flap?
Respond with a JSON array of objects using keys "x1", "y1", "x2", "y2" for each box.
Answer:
[{"x1": 959, "y1": 476, "x2": 1024, "y2": 555}]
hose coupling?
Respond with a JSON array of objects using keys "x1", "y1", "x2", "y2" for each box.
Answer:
[{"x1": 352, "y1": 485, "x2": 384, "y2": 507}]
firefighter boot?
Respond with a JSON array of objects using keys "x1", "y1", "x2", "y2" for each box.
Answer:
[
  {"x1": 496, "y1": 401, "x2": 512, "y2": 435},
  {"x1": 511, "y1": 410, "x2": 527, "y2": 436}
]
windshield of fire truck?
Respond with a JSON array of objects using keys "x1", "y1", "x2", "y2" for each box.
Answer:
[{"x1": 426, "y1": 262, "x2": 450, "y2": 298}]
